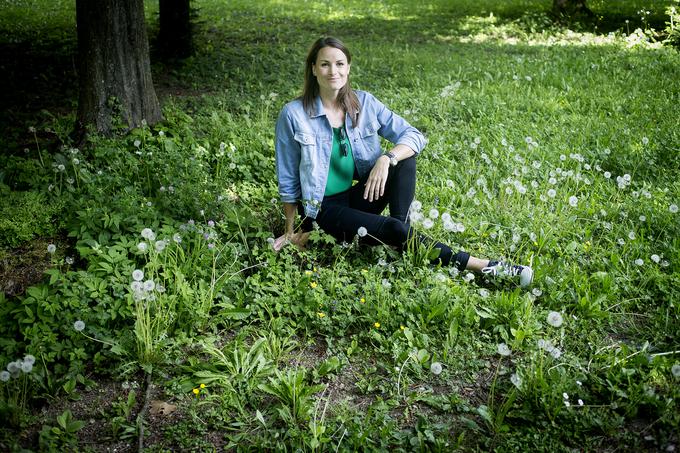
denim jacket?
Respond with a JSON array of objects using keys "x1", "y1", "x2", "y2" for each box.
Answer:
[{"x1": 275, "y1": 90, "x2": 427, "y2": 219}]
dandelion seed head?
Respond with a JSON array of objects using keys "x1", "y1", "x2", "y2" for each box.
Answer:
[
  {"x1": 550, "y1": 348, "x2": 562, "y2": 359},
  {"x1": 21, "y1": 361, "x2": 33, "y2": 373},
  {"x1": 670, "y1": 204, "x2": 679, "y2": 214},
  {"x1": 137, "y1": 242, "x2": 148, "y2": 252},
  {"x1": 428, "y1": 208, "x2": 439, "y2": 219},
  {"x1": 143, "y1": 280, "x2": 155, "y2": 292},
  {"x1": 510, "y1": 373, "x2": 522, "y2": 388},
  {"x1": 74, "y1": 320, "x2": 85, "y2": 331},
  {"x1": 547, "y1": 189, "x2": 556, "y2": 198},
  {"x1": 141, "y1": 228, "x2": 156, "y2": 241},
  {"x1": 411, "y1": 200, "x2": 422, "y2": 211},
  {"x1": 671, "y1": 364, "x2": 680, "y2": 378},
  {"x1": 604, "y1": 171, "x2": 611, "y2": 179},
  {"x1": 569, "y1": 196, "x2": 578, "y2": 207},
  {"x1": 155, "y1": 240, "x2": 166, "y2": 252},
  {"x1": 547, "y1": 311, "x2": 564, "y2": 327},
  {"x1": 497, "y1": 343, "x2": 511, "y2": 356},
  {"x1": 357, "y1": 226, "x2": 368, "y2": 237},
  {"x1": 578, "y1": 399, "x2": 584, "y2": 406},
  {"x1": 430, "y1": 362, "x2": 443, "y2": 375},
  {"x1": 635, "y1": 258, "x2": 644, "y2": 266},
  {"x1": 132, "y1": 269, "x2": 144, "y2": 281},
  {"x1": 651, "y1": 254, "x2": 660, "y2": 263},
  {"x1": 422, "y1": 218, "x2": 434, "y2": 229},
  {"x1": 0, "y1": 371, "x2": 9, "y2": 382}
]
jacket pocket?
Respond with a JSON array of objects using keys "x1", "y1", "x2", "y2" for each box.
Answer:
[{"x1": 359, "y1": 120, "x2": 381, "y2": 138}]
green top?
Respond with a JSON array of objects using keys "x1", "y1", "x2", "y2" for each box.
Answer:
[{"x1": 325, "y1": 125, "x2": 355, "y2": 196}]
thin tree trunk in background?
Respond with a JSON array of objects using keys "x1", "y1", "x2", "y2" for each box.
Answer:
[
  {"x1": 76, "y1": 0, "x2": 162, "y2": 135},
  {"x1": 158, "y1": 0, "x2": 192, "y2": 59}
]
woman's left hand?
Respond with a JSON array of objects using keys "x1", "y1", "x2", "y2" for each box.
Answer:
[{"x1": 364, "y1": 156, "x2": 390, "y2": 202}]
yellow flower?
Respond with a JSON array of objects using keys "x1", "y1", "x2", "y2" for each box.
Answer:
[
  {"x1": 361, "y1": 269, "x2": 368, "y2": 273},
  {"x1": 305, "y1": 270, "x2": 313, "y2": 276},
  {"x1": 200, "y1": 383, "x2": 206, "y2": 389},
  {"x1": 310, "y1": 281, "x2": 318, "y2": 289},
  {"x1": 360, "y1": 297, "x2": 365, "y2": 304},
  {"x1": 374, "y1": 322, "x2": 380, "y2": 328},
  {"x1": 317, "y1": 312, "x2": 325, "y2": 318},
  {"x1": 192, "y1": 388, "x2": 199, "y2": 395},
  {"x1": 400, "y1": 325, "x2": 405, "y2": 331}
]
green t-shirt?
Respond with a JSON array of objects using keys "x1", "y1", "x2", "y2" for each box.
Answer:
[{"x1": 325, "y1": 126, "x2": 355, "y2": 196}]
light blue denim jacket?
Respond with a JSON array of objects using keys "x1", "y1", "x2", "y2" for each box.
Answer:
[{"x1": 275, "y1": 90, "x2": 427, "y2": 219}]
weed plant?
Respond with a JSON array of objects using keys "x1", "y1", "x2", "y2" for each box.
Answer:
[{"x1": 1, "y1": 0, "x2": 679, "y2": 451}]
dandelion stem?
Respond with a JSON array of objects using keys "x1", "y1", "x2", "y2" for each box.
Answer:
[
  {"x1": 650, "y1": 350, "x2": 680, "y2": 357},
  {"x1": 78, "y1": 330, "x2": 116, "y2": 347}
]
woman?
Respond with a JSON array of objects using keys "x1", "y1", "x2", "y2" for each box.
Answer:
[{"x1": 273, "y1": 37, "x2": 533, "y2": 287}]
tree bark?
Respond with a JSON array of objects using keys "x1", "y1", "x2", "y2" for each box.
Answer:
[
  {"x1": 552, "y1": 0, "x2": 594, "y2": 17},
  {"x1": 158, "y1": 0, "x2": 192, "y2": 59},
  {"x1": 76, "y1": 0, "x2": 162, "y2": 135}
]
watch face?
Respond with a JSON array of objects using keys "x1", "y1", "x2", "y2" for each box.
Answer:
[{"x1": 390, "y1": 157, "x2": 398, "y2": 166}]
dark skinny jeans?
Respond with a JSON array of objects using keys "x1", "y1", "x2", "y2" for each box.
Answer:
[{"x1": 300, "y1": 156, "x2": 470, "y2": 270}]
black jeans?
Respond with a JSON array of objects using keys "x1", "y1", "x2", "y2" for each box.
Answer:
[{"x1": 300, "y1": 156, "x2": 470, "y2": 270}]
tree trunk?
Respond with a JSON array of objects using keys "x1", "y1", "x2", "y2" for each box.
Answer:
[
  {"x1": 76, "y1": 0, "x2": 162, "y2": 135},
  {"x1": 158, "y1": 0, "x2": 192, "y2": 59},
  {"x1": 552, "y1": 0, "x2": 594, "y2": 17}
]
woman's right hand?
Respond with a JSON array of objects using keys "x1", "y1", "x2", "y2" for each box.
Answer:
[{"x1": 272, "y1": 231, "x2": 310, "y2": 252}]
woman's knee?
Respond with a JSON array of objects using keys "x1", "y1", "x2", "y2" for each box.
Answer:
[{"x1": 380, "y1": 217, "x2": 410, "y2": 245}]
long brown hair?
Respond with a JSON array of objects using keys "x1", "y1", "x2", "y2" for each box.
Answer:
[{"x1": 302, "y1": 37, "x2": 360, "y2": 126}]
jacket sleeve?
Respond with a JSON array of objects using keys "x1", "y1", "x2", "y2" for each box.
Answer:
[
  {"x1": 274, "y1": 106, "x2": 302, "y2": 204},
  {"x1": 369, "y1": 92, "x2": 427, "y2": 155}
]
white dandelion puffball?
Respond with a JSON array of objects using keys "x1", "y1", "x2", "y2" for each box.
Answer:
[
  {"x1": 155, "y1": 240, "x2": 166, "y2": 252},
  {"x1": 671, "y1": 364, "x2": 680, "y2": 378},
  {"x1": 547, "y1": 311, "x2": 564, "y2": 328},
  {"x1": 650, "y1": 254, "x2": 660, "y2": 263},
  {"x1": 21, "y1": 361, "x2": 33, "y2": 373},
  {"x1": 137, "y1": 242, "x2": 148, "y2": 252},
  {"x1": 0, "y1": 371, "x2": 9, "y2": 382},
  {"x1": 74, "y1": 320, "x2": 85, "y2": 332},
  {"x1": 357, "y1": 226, "x2": 368, "y2": 237},
  {"x1": 547, "y1": 189, "x2": 556, "y2": 198},
  {"x1": 47, "y1": 244, "x2": 56, "y2": 254},
  {"x1": 422, "y1": 218, "x2": 434, "y2": 229},
  {"x1": 510, "y1": 373, "x2": 522, "y2": 388},
  {"x1": 430, "y1": 362, "x2": 443, "y2": 375},
  {"x1": 568, "y1": 196, "x2": 578, "y2": 207},
  {"x1": 635, "y1": 259, "x2": 644, "y2": 266},
  {"x1": 670, "y1": 204, "x2": 679, "y2": 213},
  {"x1": 173, "y1": 233, "x2": 182, "y2": 244},
  {"x1": 550, "y1": 348, "x2": 562, "y2": 359},
  {"x1": 497, "y1": 343, "x2": 511, "y2": 356},
  {"x1": 411, "y1": 200, "x2": 422, "y2": 211},
  {"x1": 24, "y1": 355, "x2": 35, "y2": 365},
  {"x1": 143, "y1": 280, "x2": 155, "y2": 292},
  {"x1": 578, "y1": 399, "x2": 584, "y2": 406},
  {"x1": 141, "y1": 228, "x2": 156, "y2": 241},
  {"x1": 132, "y1": 269, "x2": 144, "y2": 281},
  {"x1": 429, "y1": 208, "x2": 439, "y2": 219}
]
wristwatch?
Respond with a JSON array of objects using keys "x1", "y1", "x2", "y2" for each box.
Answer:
[{"x1": 384, "y1": 151, "x2": 398, "y2": 167}]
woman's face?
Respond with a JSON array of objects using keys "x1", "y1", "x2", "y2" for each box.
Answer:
[{"x1": 312, "y1": 46, "x2": 350, "y2": 95}]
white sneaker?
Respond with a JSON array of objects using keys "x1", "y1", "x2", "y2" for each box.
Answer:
[{"x1": 482, "y1": 260, "x2": 534, "y2": 288}]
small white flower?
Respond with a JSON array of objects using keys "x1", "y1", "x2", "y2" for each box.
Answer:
[
  {"x1": 65, "y1": 256, "x2": 74, "y2": 265},
  {"x1": 628, "y1": 231, "x2": 636, "y2": 240},
  {"x1": 478, "y1": 288, "x2": 489, "y2": 298},
  {"x1": 143, "y1": 280, "x2": 155, "y2": 292},
  {"x1": 154, "y1": 240, "x2": 166, "y2": 252},
  {"x1": 569, "y1": 196, "x2": 578, "y2": 207},
  {"x1": 74, "y1": 320, "x2": 85, "y2": 332},
  {"x1": 651, "y1": 254, "x2": 660, "y2": 263},
  {"x1": 547, "y1": 189, "x2": 556, "y2": 198},
  {"x1": 463, "y1": 272, "x2": 475, "y2": 283},
  {"x1": 410, "y1": 200, "x2": 422, "y2": 211},
  {"x1": 132, "y1": 269, "x2": 144, "y2": 281},
  {"x1": 430, "y1": 362, "x2": 443, "y2": 375},
  {"x1": 134, "y1": 139, "x2": 141, "y2": 147},
  {"x1": 532, "y1": 288, "x2": 543, "y2": 297},
  {"x1": 428, "y1": 208, "x2": 439, "y2": 219},
  {"x1": 564, "y1": 400, "x2": 570, "y2": 407},
  {"x1": 639, "y1": 215, "x2": 646, "y2": 222},
  {"x1": 137, "y1": 242, "x2": 148, "y2": 252},
  {"x1": 497, "y1": 343, "x2": 511, "y2": 356},
  {"x1": 510, "y1": 373, "x2": 522, "y2": 388},
  {"x1": 635, "y1": 259, "x2": 644, "y2": 266},
  {"x1": 670, "y1": 204, "x2": 679, "y2": 214},
  {"x1": 357, "y1": 226, "x2": 368, "y2": 237},
  {"x1": 563, "y1": 392, "x2": 569, "y2": 400},
  {"x1": 576, "y1": 380, "x2": 583, "y2": 386},
  {"x1": 547, "y1": 311, "x2": 564, "y2": 328},
  {"x1": 578, "y1": 399, "x2": 584, "y2": 406},
  {"x1": 141, "y1": 228, "x2": 156, "y2": 241},
  {"x1": 57, "y1": 164, "x2": 65, "y2": 172},
  {"x1": 641, "y1": 136, "x2": 649, "y2": 145},
  {"x1": 47, "y1": 244, "x2": 56, "y2": 254},
  {"x1": 0, "y1": 371, "x2": 9, "y2": 382}
]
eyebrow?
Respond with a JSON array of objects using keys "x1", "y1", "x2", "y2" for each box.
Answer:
[{"x1": 318, "y1": 58, "x2": 347, "y2": 63}]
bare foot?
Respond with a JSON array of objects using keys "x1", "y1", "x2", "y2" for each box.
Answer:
[{"x1": 272, "y1": 232, "x2": 310, "y2": 252}]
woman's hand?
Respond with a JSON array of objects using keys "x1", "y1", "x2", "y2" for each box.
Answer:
[
  {"x1": 364, "y1": 155, "x2": 390, "y2": 202},
  {"x1": 272, "y1": 231, "x2": 310, "y2": 252}
]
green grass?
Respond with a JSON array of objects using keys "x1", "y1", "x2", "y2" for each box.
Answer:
[{"x1": 1, "y1": 0, "x2": 679, "y2": 451}]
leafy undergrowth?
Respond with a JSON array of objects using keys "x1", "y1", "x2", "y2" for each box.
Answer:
[{"x1": 1, "y1": 0, "x2": 679, "y2": 451}]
